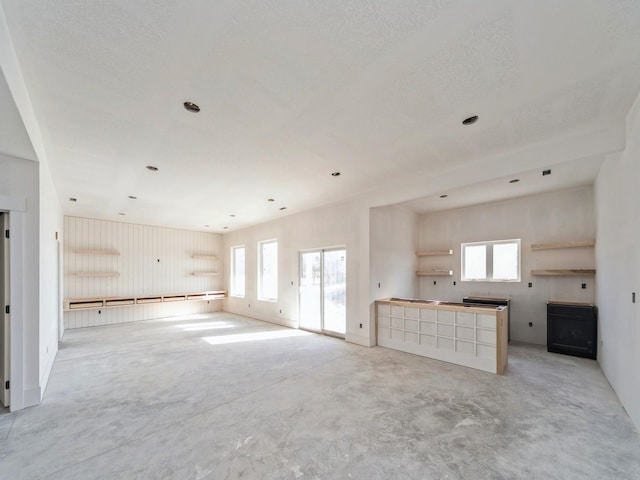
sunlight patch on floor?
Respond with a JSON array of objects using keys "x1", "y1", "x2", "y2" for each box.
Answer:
[{"x1": 202, "y1": 328, "x2": 313, "y2": 346}]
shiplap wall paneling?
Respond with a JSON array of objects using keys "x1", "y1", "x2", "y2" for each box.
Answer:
[{"x1": 64, "y1": 216, "x2": 222, "y2": 328}]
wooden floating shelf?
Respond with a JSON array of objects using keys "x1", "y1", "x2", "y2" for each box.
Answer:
[
  {"x1": 74, "y1": 249, "x2": 120, "y2": 255},
  {"x1": 416, "y1": 270, "x2": 453, "y2": 276},
  {"x1": 531, "y1": 269, "x2": 596, "y2": 276},
  {"x1": 64, "y1": 291, "x2": 227, "y2": 311},
  {"x1": 416, "y1": 250, "x2": 454, "y2": 256},
  {"x1": 73, "y1": 272, "x2": 120, "y2": 278},
  {"x1": 530, "y1": 240, "x2": 595, "y2": 251},
  {"x1": 192, "y1": 254, "x2": 218, "y2": 260},
  {"x1": 191, "y1": 272, "x2": 218, "y2": 276}
]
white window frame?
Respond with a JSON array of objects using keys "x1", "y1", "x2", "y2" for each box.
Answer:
[
  {"x1": 230, "y1": 245, "x2": 245, "y2": 298},
  {"x1": 258, "y1": 239, "x2": 278, "y2": 301},
  {"x1": 461, "y1": 239, "x2": 521, "y2": 282}
]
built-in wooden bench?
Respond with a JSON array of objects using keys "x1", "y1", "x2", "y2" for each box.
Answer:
[{"x1": 64, "y1": 291, "x2": 227, "y2": 311}]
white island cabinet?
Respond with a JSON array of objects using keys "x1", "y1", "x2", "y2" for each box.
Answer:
[{"x1": 376, "y1": 299, "x2": 508, "y2": 374}]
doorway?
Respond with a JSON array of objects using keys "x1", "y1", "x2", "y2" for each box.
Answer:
[
  {"x1": 299, "y1": 248, "x2": 346, "y2": 337},
  {"x1": 0, "y1": 212, "x2": 9, "y2": 407}
]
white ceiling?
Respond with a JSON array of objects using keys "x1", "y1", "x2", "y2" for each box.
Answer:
[
  {"x1": 1, "y1": 0, "x2": 640, "y2": 231},
  {"x1": 0, "y1": 69, "x2": 36, "y2": 162}
]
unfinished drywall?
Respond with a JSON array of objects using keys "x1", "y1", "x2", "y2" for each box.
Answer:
[
  {"x1": 223, "y1": 198, "x2": 372, "y2": 346},
  {"x1": 64, "y1": 216, "x2": 223, "y2": 328},
  {"x1": 38, "y1": 158, "x2": 62, "y2": 399},
  {"x1": 370, "y1": 205, "x2": 418, "y2": 301},
  {"x1": 417, "y1": 186, "x2": 596, "y2": 345},
  {"x1": 595, "y1": 92, "x2": 640, "y2": 432}
]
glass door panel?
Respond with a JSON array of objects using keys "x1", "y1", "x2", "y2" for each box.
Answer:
[
  {"x1": 322, "y1": 249, "x2": 346, "y2": 335},
  {"x1": 299, "y1": 251, "x2": 322, "y2": 331}
]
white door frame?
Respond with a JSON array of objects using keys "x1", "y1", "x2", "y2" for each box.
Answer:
[
  {"x1": 298, "y1": 246, "x2": 346, "y2": 338},
  {"x1": 0, "y1": 194, "x2": 26, "y2": 411}
]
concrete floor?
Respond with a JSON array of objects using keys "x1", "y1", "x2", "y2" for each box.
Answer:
[{"x1": 1, "y1": 312, "x2": 639, "y2": 480}]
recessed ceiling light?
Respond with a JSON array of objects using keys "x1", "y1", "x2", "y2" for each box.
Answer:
[
  {"x1": 230, "y1": 214, "x2": 236, "y2": 218},
  {"x1": 69, "y1": 197, "x2": 77, "y2": 202},
  {"x1": 128, "y1": 195, "x2": 137, "y2": 200},
  {"x1": 279, "y1": 207, "x2": 287, "y2": 211},
  {"x1": 146, "y1": 165, "x2": 159, "y2": 172},
  {"x1": 118, "y1": 212, "x2": 126, "y2": 216},
  {"x1": 267, "y1": 198, "x2": 275, "y2": 202},
  {"x1": 440, "y1": 194, "x2": 448, "y2": 198},
  {"x1": 331, "y1": 171, "x2": 341, "y2": 177},
  {"x1": 462, "y1": 115, "x2": 478, "y2": 125},
  {"x1": 183, "y1": 101, "x2": 200, "y2": 113},
  {"x1": 509, "y1": 178, "x2": 520, "y2": 184},
  {"x1": 223, "y1": 226, "x2": 229, "y2": 230},
  {"x1": 542, "y1": 169, "x2": 551, "y2": 176},
  {"x1": 204, "y1": 224, "x2": 210, "y2": 228}
]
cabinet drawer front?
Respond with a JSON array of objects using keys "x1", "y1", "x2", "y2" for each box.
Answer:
[
  {"x1": 391, "y1": 306, "x2": 404, "y2": 317},
  {"x1": 405, "y1": 307, "x2": 420, "y2": 319},
  {"x1": 438, "y1": 311, "x2": 455, "y2": 324},
  {"x1": 420, "y1": 309, "x2": 436, "y2": 322},
  {"x1": 456, "y1": 312, "x2": 475, "y2": 326},
  {"x1": 391, "y1": 317, "x2": 403, "y2": 329},
  {"x1": 404, "y1": 319, "x2": 419, "y2": 332},
  {"x1": 437, "y1": 324, "x2": 454, "y2": 338},
  {"x1": 378, "y1": 315, "x2": 390, "y2": 327},
  {"x1": 477, "y1": 314, "x2": 496, "y2": 330},
  {"x1": 377, "y1": 303, "x2": 390, "y2": 315}
]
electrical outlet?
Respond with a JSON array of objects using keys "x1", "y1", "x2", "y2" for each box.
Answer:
[
  {"x1": 359, "y1": 323, "x2": 363, "y2": 328},
  {"x1": 528, "y1": 282, "x2": 532, "y2": 288},
  {"x1": 378, "y1": 282, "x2": 381, "y2": 288},
  {"x1": 633, "y1": 292, "x2": 636, "y2": 303},
  {"x1": 528, "y1": 322, "x2": 533, "y2": 327},
  {"x1": 581, "y1": 283, "x2": 587, "y2": 289}
]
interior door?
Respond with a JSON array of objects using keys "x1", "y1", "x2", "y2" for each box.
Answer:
[
  {"x1": 299, "y1": 251, "x2": 322, "y2": 332},
  {"x1": 299, "y1": 248, "x2": 346, "y2": 336},
  {"x1": 0, "y1": 212, "x2": 9, "y2": 407}
]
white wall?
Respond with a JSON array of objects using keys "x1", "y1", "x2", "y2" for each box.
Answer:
[
  {"x1": 64, "y1": 216, "x2": 223, "y2": 328},
  {"x1": 370, "y1": 205, "x2": 418, "y2": 301},
  {"x1": 223, "y1": 199, "x2": 373, "y2": 346},
  {"x1": 594, "y1": 93, "x2": 640, "y2": 431},
  {"x1": 417, "y1": 187, "x2": 596, "y2": 345},
  {"x1": 0, "y1": 153, "x2": 39, "y2": 409},
  {"x1": 38, "y1": 157, "x2": 62, "y2": 399}
]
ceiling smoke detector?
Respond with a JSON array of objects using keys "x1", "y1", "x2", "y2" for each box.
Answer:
[
  {"x1": 462, "y1": 115, "x2": 478, "y2": 125},
  {"x1": 183, "y1": 101, "x2": 200, "y2": 113}
]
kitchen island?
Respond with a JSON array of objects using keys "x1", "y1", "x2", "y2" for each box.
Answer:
[{"x1": 376, "y1": 298, "x2": 508, "y2": 374}]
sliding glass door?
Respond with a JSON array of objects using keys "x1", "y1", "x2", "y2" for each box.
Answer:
[{"x1": 299, "y1": 248, "x2": 346, "y2": 336}]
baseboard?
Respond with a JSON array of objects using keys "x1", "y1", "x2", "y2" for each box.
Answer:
[
  {"x1": 39, "y1": 345, "x2": 58, "y2": 400},
  {"x1": 346, "y1": 332, "x2": 374, "y2": 347},
  {"x1": 24, "y1": 386, "x2": 41, "y2": 408}
]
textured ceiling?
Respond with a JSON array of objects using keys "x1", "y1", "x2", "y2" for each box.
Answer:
[{"x1": 1, "y1": 0, "x2": 640, "y2": 230}]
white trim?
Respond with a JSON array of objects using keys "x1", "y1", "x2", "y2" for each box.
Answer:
[
  {"x1": 0, "y1": 195, "x2": 25, "y2": 212},
  {"x1": 8, "y1": 211, "x2": 24, "y2": 411}
]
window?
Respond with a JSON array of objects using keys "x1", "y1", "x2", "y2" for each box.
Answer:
[
  {"x1": 258, "y1": 240, "x2": 278, "y2": 301},
  {"x1": 230, "y1": 245, "x2": 245, "y2": 297},
  {"x1": 461, "y1": 239, "x2": 520, "y2": 282}
]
